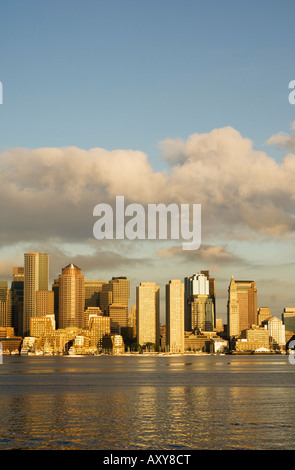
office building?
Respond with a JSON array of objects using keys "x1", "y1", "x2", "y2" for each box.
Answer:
[
  {"x1": 84, "y1": 306, "x2": 103, "y2": 329},
  {"x1": 58, "y1": 263, "x2": 85, "y2": 329},
  {"x1": 136, "y1": 282, "x2": 160, "y2": 347},
  {"x1": 166, "y1": 280, "x2": 184, "y2": 353},
  {"x1": 184, "y1": 273, "x2": 215, "y2": 332},
  {"x1": 24, "y1": 253, "x2": 49, "y2": 336},
  {"x1": 30, "y1": 314, "x2": 56, "y2": 346},
  {"x1": 0, "y1": 281, "x2": 12, "y2": 328},
  {"x1": 263, "y1": 316, "x2": 286, "y2": 350},
  {"x1": 36, "y1": 290, "x2": 54, "y2": 317},
  {"x1": 258, "y1": 307, "x2": 272, "y2": 325},
  {"x1": 128, "y1": 305, "x2": 137, "y2": 338},
  {"x1": 85, "y1": 280, "x2": 106, "y2": 309},
  {"x1": 227, "y1": 277, "x2": 257, "y2": 338},
  {"x1": 12, "y1": 267, "x2": 24, "y2": 282},
  {"x1": 201, "y1": 270, "x2": 216, "y2": 324},
  {"x1": 11, "y1": 267, "x2": 24, "y2": 335},
  {"x1": 88, "y1": 313, "x2": 111, "y2": 350},
  {"x1": 109, "y1": 303, "x2": 128, "y2": 333},
  {"x1": 100, "y1": 277, "x2": 130, "y2": 331}
]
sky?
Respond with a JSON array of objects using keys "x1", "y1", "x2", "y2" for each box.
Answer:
[{"x1": 1, "y1": 0, "x2": 295, "y2": 323}]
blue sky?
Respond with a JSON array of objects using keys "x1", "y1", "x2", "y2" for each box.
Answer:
[
  {"x1": 1, "y1": 0, "x2": 295, "y2": 321},
  {"x1": 1, "y1": 0, "x2": 294, "y2": 160}
]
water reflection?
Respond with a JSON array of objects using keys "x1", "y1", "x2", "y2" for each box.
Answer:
[{"x1": 0, "y1": 356, "x2": 294, "y2": 449}]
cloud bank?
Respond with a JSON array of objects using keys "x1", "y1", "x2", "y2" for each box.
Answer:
[{"x1": 1, "y1": 123, "x2": 295, "y2": 278}]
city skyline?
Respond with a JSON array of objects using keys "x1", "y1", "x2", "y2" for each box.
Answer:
[
  {"x1": 1, "y1": 1, "x2": 295, "y2": 455},
  {"x1": 0, "y1": 248, "x2": 294, "y2": 328},
  {"x1": 0, "y1": 249, "x2": 292, "y2": 331},
  {"x1": 0, "y1": 250, "x2": 291, "y2": 357},
  {"x1": 1, "y1": 1, "x2": 295, "y2": 324}
]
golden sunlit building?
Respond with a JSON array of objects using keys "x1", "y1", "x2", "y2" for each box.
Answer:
[
  {"x1": 89, "y1": 314, "x2": 111, "y2": 350},
  {"x1": 24, "y1": 253, "x2": 49, "y2": 336},
  {"x1": 0, "y1": 281, "x2": 12, "y2": 328},
  {"x1": 227, "y1": 277, "x2": 257, "y2": 338},
  {"x1": 136, "y1": 282, "x2": 160, "y2": 347},
  {"x1": 36, "y1": 290, "x2": 54, "y2": 317},
  {"x1": 166, "y1": 280, "x2": 184, "y2": 353},
  {"x1": 58, "y1": 263, "x2": 85, "y2": 329},
  {"x1": 85, "y1": 280, "x2": 106, "y2": 309}
]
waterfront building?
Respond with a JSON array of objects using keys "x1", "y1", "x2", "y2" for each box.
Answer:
[
  {"x1": 136, "y1": 282, "x2": 160, "y2": 347},
  {"x1": 52, "y1": 327, "x2": 82, "y2": 353},
  {"x1": 262, "y1": 316, "x2": 286, "y2": 351},
  {"x1": 184, "y1": 330, "x2": 219, "y2": 352},
  {"x1": 227, "y1": 277, "x2": 257, "y2": 338},
  {"x1": 184, "y1": 272, "x2": 215, "y2": 332},
  {"x1": 0, "y1": 327, "x2": 14, "y2": 338},
  {"x1": 58, "y1": 263, "x2": 85, "y2": 329},
  {"x1": 235, "y1": 325, "x2": 270, "y2": 352},
  {"x1": 89, "y1": 313, "x2": 111, "y2": 350},
  {"x1": 166, "y1": 280, "x2": 184, "y2": 353},
  {"x1": 0, "y1": 337, "x2": 23, "y2": 354},
  {"x1": 209, "y1": 337, "x2": 228, "y2": 353},
  {"x1": 30, "y1": 314, "x2": 55, "y2": 347},
  {"x1": 102, "y1": 334, "x2": 125, "y2": 354},
  {"x1": 24, "y1": 253, "x2": 49, "y2": 336}
]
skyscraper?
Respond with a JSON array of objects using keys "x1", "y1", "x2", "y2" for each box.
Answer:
[
  {"x1": 227, "y1": 276, "x2": 257, "y2": 338},
  {"x1": 166, "y1": 280, "x2": 184, "y2": 353},
  {"x1": 227, "y1": 276, "x2": 239, "y2": 338},
  {"x1": 36, "y1": 290, "x2": 54, "y2": 317},
  {"x1": 11, "y1": 267, "x2": 24, "y2": 336},
  {"x1": 58, "y1": 263, "x2": 85, "y2": 329},
  {"x1": 136, "y1": 282, "x2": 160, "y2": 347},
  {"x1": 201, "y1": 270, "x2": 216, "y2": 325},
  {"x1": 0, "y1": 281, "x2": 12, "y2": 328},
  {"x1": 24, "y1": 253, "x2": 49, "y2": 336},
  {"x1": 85, "y1": 280, "x2": 106, "y2": 309},
  {"x1": 184, "y1": 272, "x2": 215, "y2": 332},
  {"x1": 100, "y1": 277, "x2": 130, "y2": 332}
]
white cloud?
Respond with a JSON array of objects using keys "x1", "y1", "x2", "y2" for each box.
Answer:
[{"x1": 1, "y1": 124, "x2": 295, "y2": 255}]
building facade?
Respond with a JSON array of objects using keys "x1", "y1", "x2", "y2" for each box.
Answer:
[
  {"x1": 184, "y1": 273, "x2": 215, "y2": 332},
  {"x1": 227, "y1": 277, "x2": 257, "y2": 338},
  {"x1": 58, "y1": 263, "x2": 85, "y2": 329},
  {"x1": 24, "y1": 253, "x2": 49, "y2": 336},
  {"x1": 166, "y1": 280, "x2": 184, "y2": 353},
  {"x1": 136, "y1": 282, "x2": 160, "y2": 347}
]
